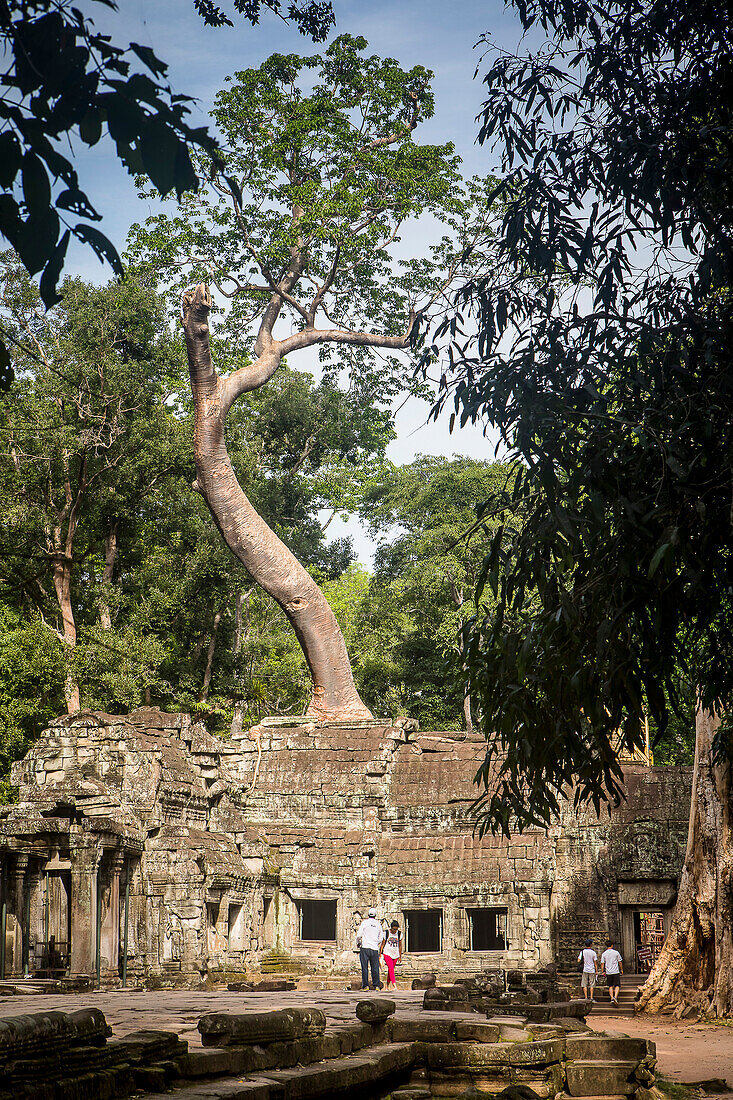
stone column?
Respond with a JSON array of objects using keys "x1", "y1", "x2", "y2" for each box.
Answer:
[
  {"x1": 100, "y1": 851, "x2": 124, "y2": 978},
  {"x1": 70, "y1": 844, "x2": 100, "y2": 978},
  {"x1": 11, "y1": 855, "x2": 28, "y2": 977},
  {"x1": 26, "y1": 863, "x2": 44, "y2": 972}
]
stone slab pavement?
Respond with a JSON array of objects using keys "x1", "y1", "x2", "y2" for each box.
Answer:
[
  {"x1": 0, "y1": 988, "x2": 426, "y2": 1050},
  {"x1": 1, "y1": 987, "x2": 730, "y2": 1094},
  {"x1": 591, "y1": 1014, "x2": 733, "y2": 1093}
]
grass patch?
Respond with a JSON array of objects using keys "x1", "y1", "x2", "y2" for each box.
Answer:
[{"x1": 657, "y1": 1078, "x2": 698, "y2": 1100}]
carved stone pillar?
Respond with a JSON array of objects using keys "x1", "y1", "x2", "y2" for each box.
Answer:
[
  {"x1": 26, "y1": 862, "x2": 44, "y2": 971},
  {"x1": 69, "y1": 843, "x2": 100, "y2": 978},
  {"x1": 216, "y1": 892, "x2": 230, "y2": 966},
  {"x1": 100, "y1": 851, "x2": 124, "y2": 978},
  {"x1": 11, "y1": 855, "x2": 28, "y2": 977}
]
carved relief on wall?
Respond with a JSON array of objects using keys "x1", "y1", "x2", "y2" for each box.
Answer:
[{"x1": 617, "y1": 880, "x2": 677, "y2": 907}]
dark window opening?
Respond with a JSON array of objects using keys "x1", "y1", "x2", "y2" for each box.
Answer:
[
  {"x1": 404, "y1": 909, "x2": 442, "y2": 952},
  {"x1": 469, "y1": 907, "x2": 508, "y2": 950},
  {"x1": 297, "y1": 899, "x2": 337, "y2": 941}
]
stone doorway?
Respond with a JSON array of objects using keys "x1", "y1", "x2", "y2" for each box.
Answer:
[
  {"x1": 32, "y1": 869, "x2": 71, "y2": 977},
  {"x1": 618, "y1": 880, "x2": 676, "y2": 972},
  {"x1": 632, "y1": 910, "x2": 666, "y2": 973}
]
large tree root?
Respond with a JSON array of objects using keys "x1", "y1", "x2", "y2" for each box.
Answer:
[{"x1": 636, "y1": 707, "x2": 732, "y2": 1018}]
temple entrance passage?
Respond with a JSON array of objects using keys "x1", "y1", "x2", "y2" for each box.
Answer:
[
  {"x1": 468, "y1": 907, "x2": 508, "y2": 950},
  {"x1": 404, "y1": 909, "x2": 442, "y2": 953},
  {"x1": 617, "y1": 880, "x2": 676, "y2": 972},
  {"x1": 37, "y1": 869, "x2": 71, "y2": 976},
  {"x1": 634, "y1": 909, "x2": 665, "y2": 972},
  {"x1": 297, "y1": 900, "x2": 336, "y2": 941}
]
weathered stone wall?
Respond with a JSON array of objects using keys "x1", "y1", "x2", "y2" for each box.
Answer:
[{"x1": 0, "y1": 710, "x2": 692, "y2": 984}]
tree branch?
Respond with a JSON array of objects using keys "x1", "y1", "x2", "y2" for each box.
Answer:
[
  {"x1": 220, "y1": 347, "x2": 281, "y2": 413},
  {"x1": 278, "y1": 314, "x2": 417, "y2": 356},
  {"x1": 308, "y1": 242, "x2": 340, "y2": 323}
]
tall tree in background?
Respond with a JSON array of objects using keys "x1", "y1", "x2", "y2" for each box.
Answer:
[
  {"x1": 358, "y1": 457, "x2": 512, "y2": 731},
  {"x1": 0, "y1": 260, "x2": 183, "y2": 712},
  {"x1": 432, "y1": 1, "x2": 733, "y2": 1014},
  {"x1": 131, "y1": 35, "x2": 496, "y2": 720}
]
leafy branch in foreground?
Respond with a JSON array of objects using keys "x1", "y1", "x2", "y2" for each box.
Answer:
[
  {"x1": 420, "y1": 0, "x2": 733, "y2": 830},
  {"x1": 0, "y1": 0, "x2": 334, "y2": 384},
  {"x1": 427, "y1": 0, "x2": 733, "y2": 1017}
]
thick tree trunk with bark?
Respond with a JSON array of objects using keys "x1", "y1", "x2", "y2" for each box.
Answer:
[
  {"x1": 181, "y1": 284, "x2": 372, "y2": 721},
  {"x1": 636, "y1": 706, "x2": 733, "y2": 1017}
]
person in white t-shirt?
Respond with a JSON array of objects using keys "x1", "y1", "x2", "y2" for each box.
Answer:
[
  {"x1": 577, "y1": 938, "x2": 598, "y2": 1001},
  {"x1": 600, "y1": 939, "x2": 624, "y2": 1003},
  {"x1": 355, "y1": 907, "x2": 384, "y2": 991}
]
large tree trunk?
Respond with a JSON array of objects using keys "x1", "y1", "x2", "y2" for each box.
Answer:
[
  {"x1": 180, "y1": 284, "x2": 372, "y2": 721},
  {"x1": 636, "y1": 705, "x2": 733, "y2": 1017}
]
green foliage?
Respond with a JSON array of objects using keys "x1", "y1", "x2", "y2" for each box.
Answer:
[
  {"x1": 0, "y1": 603, "x2": 64, "y2": 801},
  {"x1": 429, "y1": 0, "x2": 732, "y2": 831},
  {"x1": 0, "y1": 0, "x2": 215, "y2": 308},
  {"x1": 0, "y1": 258, "x2": 188, "y2": 730},
  {"x1": 354, "y1": 457, "x2": 514, "y2": 728},
  {"x1": 127, "y1": 35, "x2": 496, "y2": 398},
  {"x1": 194, "y1": 0, "x2": 333, "y2": 37}
]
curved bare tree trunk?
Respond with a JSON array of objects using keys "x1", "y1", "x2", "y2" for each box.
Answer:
[
  {"x1": 636, "y1": 705, "x2": 733, "y2": 1017},
  {"x1": 180, "y1": 284, "x2": 372, "y2": 721}
]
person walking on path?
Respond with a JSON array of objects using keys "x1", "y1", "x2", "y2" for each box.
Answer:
[
  {"x1": 601, "y1": 939, "x2": 624, "y2": 1003},
  {"x1": 578, "y1": 938, "x2": 598, "y2": 1001},
  {"x1": 380, "y1": 920, "x2": 402, "y2": 990},
  {"x1": 356, "y1": 907, "x2": 384, "y2": 991}
]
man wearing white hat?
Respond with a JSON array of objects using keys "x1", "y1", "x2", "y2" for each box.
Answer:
[{"x1": 355, "y1": 907, "x2": 384, "y2": 990}]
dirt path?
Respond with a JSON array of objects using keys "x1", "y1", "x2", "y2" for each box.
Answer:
[{"x1": 591, "y1": 1014, "x2": 733, "y2": 1092}]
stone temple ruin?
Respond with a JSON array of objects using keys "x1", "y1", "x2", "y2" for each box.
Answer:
[{"x1": 0, "y1": 708, "x2": 691, "y2": 987}]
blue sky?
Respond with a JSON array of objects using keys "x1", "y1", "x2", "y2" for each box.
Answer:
[{"x1": 71, "y1": 0, "x2": 523, "y2": 558}]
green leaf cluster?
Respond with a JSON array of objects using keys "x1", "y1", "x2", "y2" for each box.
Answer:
[{"x1": 126, "y1": 34, "x2": 496, "y2": 400}]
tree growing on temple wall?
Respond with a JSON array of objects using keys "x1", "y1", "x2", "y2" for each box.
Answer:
[
  {"x1": 0, "y1": 256, "x2": 399, "y2": 748},
  {"x1": 431, "y1": 1, "x2": 733, "y2": 1014},
  {"x1": 130, "y1": 35, "x2": 496, "y2": 720}
]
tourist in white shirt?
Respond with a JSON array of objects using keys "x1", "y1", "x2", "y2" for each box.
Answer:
[
  {"x1": 600, "y1": 939, "x2": 624, "y2": 1003},
  {"x1": 355, "y1": 907, "x2": 384, "y2": 990},
  {"x1": 577, "y1": 938, "x2": 598, "y2": 1001}
]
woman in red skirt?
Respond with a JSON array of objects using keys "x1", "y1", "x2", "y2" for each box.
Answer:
[{"x1": 381, "y1": 920, "x2": 402, "y2": 990}]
